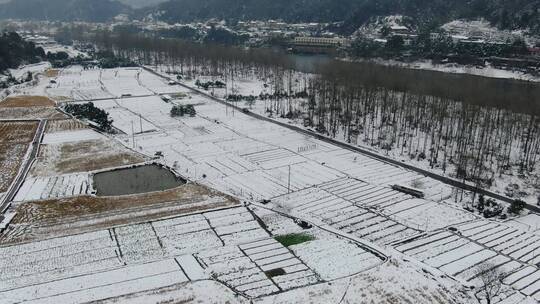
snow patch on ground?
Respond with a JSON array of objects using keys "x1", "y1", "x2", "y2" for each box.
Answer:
[{"x1": 42, "y1": 129, "x2": 107, "y2": 145}]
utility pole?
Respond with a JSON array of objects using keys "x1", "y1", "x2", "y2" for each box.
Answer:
[
  {"x1": 288, "y1": 165, "x2": 291, "y2": 194},
  {"x1": 131, "y1": 121, "x2": 135, "y2": 148},
  {"x1": 139, "y1": 114, "x2": 143, "y2": 133}
]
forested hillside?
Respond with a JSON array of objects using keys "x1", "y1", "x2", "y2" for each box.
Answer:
[
  {"x1": 0, "y1": 0, "x2": 538, "y2": 35},
  {"x1": 0, "y1": 0, "x2": 128, "y2": 22},
  {"x1": 0, "y1": 32, "x2": 44, "y2": 72},
  {"x1": 147, "y1": 0, "x2": 540, "y2": 34}
]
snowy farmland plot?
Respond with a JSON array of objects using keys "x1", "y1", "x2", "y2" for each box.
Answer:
[
  {"x1": 137, "y1": 70, "x2": 192, "y2": 95},
  {"x1": 42, "y1": 129, "x2": 106, "y2": 144},
  {"x1": 88, "y1": 99, "x2": 158, "y2": 135},
  {"x1": 48, "y1": 67, "x2": 191, "y2": 101},
  {"x1": 271, "y1": 186, "x2": 421, "y2": 245},
  {"x1": 30, "y1": 128, "x2": 145, "y2": 177},
  {"x1": 395, "y1": 220, "x2": 540, "y2": 302},
  {"x1": 100, "y1": 68, "x2": 153, "y2": 97},
  {"x1": 47, "y1": 67, "x2": 113, "y2": 101},
  {"x1": 14, "y1": 173, "x2": 92, "y2": 202},
  {"x1": 6, "y1": 65, "x2": 540, "y2": 302},
  {"x1": 1, "y1": 205, "x2": 373, "y2": 302}
]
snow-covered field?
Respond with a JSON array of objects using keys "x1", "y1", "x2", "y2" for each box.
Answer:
[
  {"x1": 0, "y1": 205, "x2": 384, "y2": 302},
  {"x1": 47, "y1": 67, "x2": 114, "y2": 101},
  {"x1": 4, "y1": 65, "x2": 539, "y2": 302},
  {"x1": 14, "y1": 173, "x2": 93, "y2": 201},
  {"x1": 395, "y1": 219, "x2": 540, "y2": 302},
  {"x1": 46, "y1": 67, "x2": 191, "y2": 102},
  {"x1": 90, "y1": 98, "x2": 159, "y2": 135},
  {"x1": 29, "y1": 126, "x2": 145, "y2": 178},
  {"x1": 42, "y1": 129, "x2": 106, "y2": 144}
]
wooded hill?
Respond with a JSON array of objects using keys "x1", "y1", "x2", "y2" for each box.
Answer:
[
  {"x1": 0, "y1": 32, "x2": 44, "y2": 72},
  {"x1": 0, "y1": 0, "x2": 129, "y2": 22},
  {"x1": 0, "y1": 0, "x2": 538, "y2": 35},
  {"x1": 145, "y1": 0, "x2": 540, "y2": 34}
]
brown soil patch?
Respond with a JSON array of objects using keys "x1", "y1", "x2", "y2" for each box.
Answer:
[
  {"x1": 45, "y1": 119, "x2": 87, "y2": 133},
  {"x1": 57, "y1": 152, "x2": 144, "y2": 173},
  {"x1": 45, "y1": 69, "x2": 59, "y2": 78},
  {"x1": 31, "y1": 139, "x2": 146, "y2": 177},
  {"x1": 0, "y1": 107, "x2": 66, "y2": 120},
  {"x1": 1, "y1": 183, "x2": 239, "y2": 244},
  {"x1": 0, "y1": 96, "x2": 55, "y2": 108},
  {"x1": 0, "y1": 121, "x2": 38, "y2": 192},
  {"x1": 48, "y1": 96, "x2": 71, "y2": 102}
]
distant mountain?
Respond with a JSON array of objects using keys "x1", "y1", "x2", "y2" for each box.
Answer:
[
  {"x1": 142, "y1": 0, "x2": 540, "y2": 34},
  {"x1": 0, "y1": 0, "x2": 129, "y2": 22}
]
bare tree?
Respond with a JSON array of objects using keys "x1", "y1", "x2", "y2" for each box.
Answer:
[{"x1": 474, "y1": 262, "x2": 506, "y2": 304}]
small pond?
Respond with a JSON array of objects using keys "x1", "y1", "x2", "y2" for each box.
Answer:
[{"x1": 93, "y1": 164, "x2": 185, "y2": 196}]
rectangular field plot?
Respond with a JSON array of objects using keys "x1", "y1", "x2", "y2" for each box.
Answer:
[
  {"x1": 305, "y1": 150, "x2": 453, "y2": 201},
  {"x1": 116, "y1": 96, "x2": 182, "y2": 129},
  {"x1": 216, "y1": 137, "x2": 275, "y2": 156},
  {"x1": 138, "y1": 70, "x2": 191, "y2": 94},
  {"x1": 100, "y1": 68, "x2": 153, "y2": 97},
  {"x1": 113, "y1": 206, "x2": 270, "y2": 264},
  {"x1": 106, "y1": 107, "x2": 157, "y2": 135},
  {"x1": 202, "y1": 154, "x2": 259, "y2": 177},
  {"x1": 42, "y1": 129, "x2": 106, "y2": 145},
  {"x1": 273, "y1": 187, "x2": 420, "y2": 245},
  {"x1": 305, "y1": 150, "x2": 413, "y2": 183},
  {"x1": 0, "y1": 206, "x2": 272, "y2": 298},
  {"x1": 48, "y1": 68, "x2": 113, "y2": 101},
  {"x1": 395, "y1": 222, "x2": 540, "y2": 301},
  {"x1": 291, "y1": 239, "x2": 381, "y2": 280},
  {"x1": 383, "y1": 199, "x2": 477, "y2": 231},
  {"x1": 265, "y1": 162, "x2": 345, "y2": 192},
  {"x1": 1, "y1": 258, "x2": 189, "y2": 304},
  {"x1": 318, "y1": 178, "x2": 410, "y2": 208},
  {"x1": 316, "y1": 178, "x2": 474, "y2": 231},
  {"x1": 208, "y1": 171, "x2": 290, "y2": 201},
  {"x1": 453, "y1": 221, "x2": 540, "y2": 265},
  {"x1": 90, "y1": 98, "x2": 160, "y2": 135},
  {"x1": 198, "y1": 238, "x2": 321, "y2": 298},
  {"x1": 14, "y1": 173, "x2": 92, "y2": 201},
  {"x1": 242, "y1": 148, "x2": 305, "y2": 169},
  {"x1": 256, "y1": 132, "x2": 337, "y2": 156},
  {"x1": 0, "y1": 230, "x2": 121, "y2": 291}
]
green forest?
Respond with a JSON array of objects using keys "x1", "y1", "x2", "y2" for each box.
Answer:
[{"x1": 0, "y1": 32, "x2": 44, "y2": 72}]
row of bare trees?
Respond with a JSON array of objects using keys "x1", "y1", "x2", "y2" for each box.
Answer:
[{"x1": 307, "y1": 62, "x2": 540, "y2": 187}]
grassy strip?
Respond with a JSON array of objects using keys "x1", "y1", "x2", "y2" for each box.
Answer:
[{"x1": 274, "y1": 233, "x2": 314, "y2": 247}]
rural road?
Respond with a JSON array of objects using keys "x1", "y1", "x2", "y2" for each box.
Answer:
[
  {"x1": 0, "y1": 119, "x2": 46, "y2": 219},
  {"x1": 142, "y1": 66, "x2": 539, "y2": 213}
]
